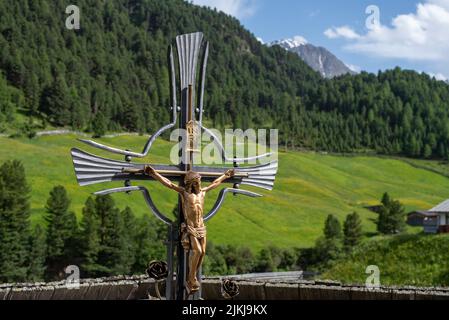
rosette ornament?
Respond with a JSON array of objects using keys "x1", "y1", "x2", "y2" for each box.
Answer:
[
  {"x1": 221, "y1": 279, "x2": 240, "y2": 300},
  {"x1": 146, "y1": 260, "x2": 169, "y2": 299}
]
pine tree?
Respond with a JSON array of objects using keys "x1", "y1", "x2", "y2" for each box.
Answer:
[
  {"x1": 132, "y1": 215, "x2": 165, "y2": 274},
  {"x1": 69, "y1": 87, "x2": 86, "y2": 130},
  {"x1": 39, "y1": 76, "x2": 71, "y2": 126},
  {"x1": 343, "y1": 212, "x2": 362, "y2": 248},
  {"x1": 377, "y1": 194, "x2": 406, "y2": 234},
  {"x1": 324, "y1": 214, "x2": 342, "y2": 239},
  {"x1": 27, "y1": 225, "x2": 47, "y2": 281},
  {"x1": 122, "y1": 102, "x2": 143, "y2": 132},
  {"x1": 5, "y1": 52, "x2": 25, "y2": 87},
  {"x1": 79, "y1": 197, "x2": 101, "y2": 277},
  {"x1": 121, "y1": 206, "x2": 137, "y2": 274},
  {"x1": 0, "y1": 75, "x2": 18, "y2": 126},
  {"x1": 312, "y1": 214, "x2": 344, "y2": 266},
  {"x1": 44, "y1": 185, "x2": 78, "y2": 280},
  {"x1": 389, "y1": 200, "x2": 406, "y2": 233},
  {"x1": 95, "y1": 195, "x2": 127, "y2": 275},
  {"x1": 0, "y1": 160, "x2": 31, "y2": 282},
  {"x1": 92, "y1": 112, "x2": 107, "y2": 138},
  {"x1": 377, "y1": 205, "x2": 390, "y2": 234},
  {"x1": 79, "y1": 196, "x2": 138, "y2": 277},
  {"x1": 423, "y1": 144, "x2": 432, "y2": 159},
  {"x1": 23, "y1": 71, "x2": 40, "y2": 115},
  {"x1": 381, "y1": 192, "x2": 391, "y2": 207}
]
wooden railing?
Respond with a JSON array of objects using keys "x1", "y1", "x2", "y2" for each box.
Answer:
[{"x1": 1, "y1": 275, "x2": 448, "y2": 300}]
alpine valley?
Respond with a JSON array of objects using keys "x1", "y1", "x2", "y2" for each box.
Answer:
[{"x1": 1, "y1": 0, "x2": 449, "y2": 287}]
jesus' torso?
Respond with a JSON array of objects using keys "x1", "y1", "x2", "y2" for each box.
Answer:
[{"x1": 181, "y1": 190, "x2": 205, "y2": 228}]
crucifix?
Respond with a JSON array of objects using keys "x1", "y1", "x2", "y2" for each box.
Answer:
[{"x1": 70, "y1": 32, "x2": 278, "y2": 300}]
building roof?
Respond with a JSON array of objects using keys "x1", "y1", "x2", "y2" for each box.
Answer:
[
  {"x1": 407, "y1": 210, "x2": 437, "y2": 217},
  {"x1": 429, "y1": 199, "x2": 449, "y2": 213}
]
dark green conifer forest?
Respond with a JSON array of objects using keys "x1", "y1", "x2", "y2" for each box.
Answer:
[{"x1": 1, "y1": 0, "x2": 449, "y2": 158}]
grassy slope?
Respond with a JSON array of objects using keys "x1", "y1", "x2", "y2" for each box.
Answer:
[
  {"x1": 321, "y1": 234, "x2": 449, "y2": 287},
  {"x1": 1, "y1": 134, "x2": 449, "y2": 250}
]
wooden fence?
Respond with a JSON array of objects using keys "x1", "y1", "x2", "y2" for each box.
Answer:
[{"x1": 1, "y1": 275, "x2": 448, "y2": 300}]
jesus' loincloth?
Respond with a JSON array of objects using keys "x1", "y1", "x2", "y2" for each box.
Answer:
[{"x1": 181, "y1": 223, "x2": 206, "y2": 250}]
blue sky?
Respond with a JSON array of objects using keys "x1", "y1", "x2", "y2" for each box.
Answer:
[{"x1": 191, "y1": 0, "x2": 449, "y2": 80}]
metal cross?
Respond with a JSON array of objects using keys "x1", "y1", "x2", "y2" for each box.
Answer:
[{"x1": 70, "y1": 32, "x2": 278, "y2": 300}]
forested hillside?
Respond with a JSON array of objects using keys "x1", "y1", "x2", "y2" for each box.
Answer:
[{"x1": 1, "y1": 0, "x2": 449, "y2": 159}]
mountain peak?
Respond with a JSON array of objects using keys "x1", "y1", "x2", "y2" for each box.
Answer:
[
  {"x1": 269, "y1": 36, "x2": 356, "y2": 78},
  {"x1": 271, "y1": 36, "x2": 308, "y2": 49}
]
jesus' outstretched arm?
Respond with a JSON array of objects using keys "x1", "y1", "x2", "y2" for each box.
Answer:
[
  {"x1": 143, "y1": 165, "x2": 185, "y2": 193},
  {"x1": 201, "y1": 169, "x2": 235, "y2": 193}
]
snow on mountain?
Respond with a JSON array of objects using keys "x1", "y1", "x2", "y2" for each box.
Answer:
[
  {"x1": 269, "y1": 36, "x2": 356, "y2": 78},
  {"x1": 271, "y1": 36, "x2": 308, "y2": 49}
]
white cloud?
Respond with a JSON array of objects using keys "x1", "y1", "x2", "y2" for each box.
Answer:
[
  {"x1": 324, "y1": 26, "x2": 361, "y2": 40},
  {"x1": 324, "y1": 0, "x2": 449, "y2": 75},
  {"x1": 256, "y1": 37, "x2": 264, "y2": 44},
  {"x1": 345, "y1": 63, "x2": 362, "y2": 73},
  {"x1": 428, "y1": 0, "x2": 449, "y2": 10},
  {"x1": 190, "y1": 0, "x2": 257, "y2": 18},
  {"x1": 426, "y1": 72, "x2": 448, "y2": 81}
]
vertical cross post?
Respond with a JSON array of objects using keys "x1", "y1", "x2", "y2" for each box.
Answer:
[
  {"x1": 176, "y1": 81, "x2": 189, "y2": 300},
  {"x1": 175, "y1": 32, "x2": 205, "y2": 300},
  {"x1": 165, "y1": 223, "x2": 175, "y2": 300}
]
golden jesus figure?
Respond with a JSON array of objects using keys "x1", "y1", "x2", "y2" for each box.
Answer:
[{"x1": 142, "y1": 165, "x2": 235, "y2": 294}]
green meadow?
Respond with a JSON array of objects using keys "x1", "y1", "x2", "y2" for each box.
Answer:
[{"x1": 1, "y1": 134, "x2": 449, "y2": 250}]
